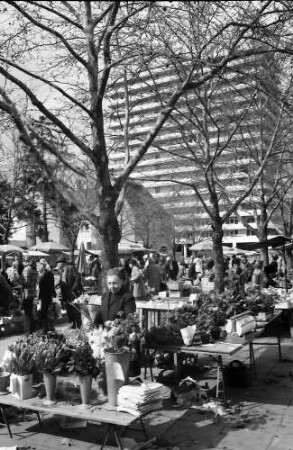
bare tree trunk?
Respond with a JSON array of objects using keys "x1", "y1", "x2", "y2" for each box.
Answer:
[
  {"x1": 42, "y1": 185, "x2": 49, "y2": 242},
  {"x1": 99, "y1": 195, "x2": 121, "y2": 274},
  {"x1": 212, "y1": 221, "x2": 225, "y2": 293},
  {"x1": 259, "y1": 203, "x2": 269, "y2": 266}
]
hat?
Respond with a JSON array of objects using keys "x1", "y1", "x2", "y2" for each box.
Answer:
[{"x1": 56, "y1": 255, "x2": 67, "y2": 264}]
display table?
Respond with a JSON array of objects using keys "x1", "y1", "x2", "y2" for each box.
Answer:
[
  {"x1": 0, "y1": 392, "x2": 147, "y2": 450},
  {"x1": 145, "y1": 340, "x2": 242, "y2": 401},
  {"x1": 136, "y1": 298, "x2": 190, "y2": 329},
  {"x1": 145, "y1": 311, "x2": 283, "y2": 400}
]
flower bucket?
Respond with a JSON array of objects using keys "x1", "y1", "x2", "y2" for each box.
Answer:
[
  {"x1": 11, "y1": 374, "x2": 33, "y2": 400},
  {"x1": 43, "y1": 372, "x2": 57, "y2": 405},
  {"x1": 79, "y1": 374, "x2": 92, "y2": 406},
  {"x1": 87, "y1": 304, "x2": 100, "y2": 323},
  {"x1": 105, "y1": 351, "x2": 130, "y2": 407}
]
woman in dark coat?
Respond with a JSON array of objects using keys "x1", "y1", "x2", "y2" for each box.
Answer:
[
  {"x1": 94, "y1": 267, "x2": 140, "y2": 377},
  {"x1": 95, "y1": 267, "x2": 136, "y2": 325}
]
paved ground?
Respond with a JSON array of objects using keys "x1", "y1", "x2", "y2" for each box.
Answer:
[{"x1": 0, "y1": 320, "x2": 292, "y2": 450}]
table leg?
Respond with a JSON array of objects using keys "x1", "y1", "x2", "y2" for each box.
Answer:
[
  {"x1": 216, "y1": 355, "x2": 226, "y2": 403},
  {"x1": 100, "y1": 424, "x2": 111, "y2": 450},
  {"x1": 138, "y1": 416, "x2": 149, "y2": 440},
  {"x1": 113, "y1": 427, "x2": 124, "y2": 450},
  {"x1": 277, "y1": 335, "x2": 282, "y2": 361},
  {"x1": 0, "y1": 404, "x2": 13, "y2": 438},
  {"x1": 100, "y1": 424, "x2": 124, "y2": 450},
  {"x1": 249, "y1": 342, "x2": 257, "y2": 379},
  {"x1": 173, "y1": 352, "x2": 178, "y2": 386}
]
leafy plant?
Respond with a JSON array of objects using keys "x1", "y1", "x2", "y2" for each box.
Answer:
[
  {"x1": 66, "y1": 337, "x2": 100, "y2": 378},
  {"x1": 32, "y1": 331, "x2": 70, "y2": 375},
  {"x1": 5, "y1": 338, "x2": 36, "y2": 375}
]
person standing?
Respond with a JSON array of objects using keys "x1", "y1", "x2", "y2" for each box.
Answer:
[
  {"x1": 144, "y1": 256, "x2": 161, "y2": 294},
  {"x1": 6, "y1": 261, "x2": 20, "y2": 287},
  {"x1": 165, "y1": 256, "x2": 179, "y2": 281},
  {"x1": 38, "y1": 259, "x2": 56, "y2": 332},
  {"x1": 22, "y1": 257, "x2": 38, "y2": 335},
  {"x1": 129, "y1": 258, "x2": 146, "y2": 300},
  {"x1": 0, "y1": 273, "x2": 13, "y2": 316},
  {"x1": 56, "y1": 256, "x2": 83, "y2": 329}
]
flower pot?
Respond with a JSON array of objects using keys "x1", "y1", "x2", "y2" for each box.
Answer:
[
  {"x1": 11, "y1": 374, "x2": 33, "y2": 400},
  {"x1": 105, "y1": 351, "x2": 130, "y2": 407},
  {"x1": 79, "y1": 374, "x2": 92, "y2": 406},
  {"x1": 43, "y1": 372, "x2": 57, "y2": 405}
]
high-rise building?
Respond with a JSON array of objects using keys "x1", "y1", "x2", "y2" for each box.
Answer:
[{"x1": 108, "y1": 53, "x2": 282, "y2": 248}]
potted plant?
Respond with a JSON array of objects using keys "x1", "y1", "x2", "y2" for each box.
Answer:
[
  {"x1": 102, "y1": 312, "x2": 141, "y2": 407},
  {"x1": 33, "y1": 331, "x2": 70, "y2": 405},
  {"x1": 66, "y1": 336, "x2": 100, "y2": 406},
  {"x1": 5, "y1": 338, "x2": 36, "y2": 399}
]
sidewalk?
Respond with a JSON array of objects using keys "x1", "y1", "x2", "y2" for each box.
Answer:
[{"x1": 0, "y1": 326, "x2": 292, "y2": 450}]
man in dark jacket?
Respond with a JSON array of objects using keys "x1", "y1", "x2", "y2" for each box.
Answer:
[
  {"x1": 0, "y1": 272, "x2": 13, "y2": 315},
  {"x1": 165, "y1": 256, "x2": 179, "y2": 281},
  {"x1": 56, "y1": 256, "x2": 83, "y2": 329},
  {"x1": 38, "y1": 259, "x2": 56, "y2": 332}
]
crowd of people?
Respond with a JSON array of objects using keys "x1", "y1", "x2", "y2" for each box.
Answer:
[
  {"x1": 0, "y1": 254, "x2": 83, "y2": 334},
  {"x1": 117, "y1": 251, "x2": 290, "y2": 297},
  {"x1": 0, "y1": 249, "x2": 289, "y2": 337}
]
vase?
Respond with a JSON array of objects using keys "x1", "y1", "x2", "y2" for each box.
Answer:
[
  {"x1": 79, "y1": 374, "x2": 92, "y2": 406},
  {"x1": 43, "y1": 372, "x2": 57, "y2": 405},
  {"x1": 87, "y1": 304, "x2": 100, "y2": 323},
  {"x1": 105, "y1": 350, "x2": 130, "y2": 407},
  {"x1": 11, "y1": 374, "x2": 33, "y2": 400}
]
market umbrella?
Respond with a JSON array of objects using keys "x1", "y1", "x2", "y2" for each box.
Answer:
[
  {"x1": 29, "y1": 241, "x2": 70, "y2": 253},
  {"x1": 23, "y1": 250, "x2": 49, "y2": 257},
  {"x1": 190, "y1": 240, "x2": 213, "y2": 251},
  {"x1": 77, "y1": 242, "x2": 88, "y2": 275},
  {"x1": 0, "y1": 244, "x2": 25, "y2": 254},
  {"x1": 237, "y1": 235, "x2": 292, "y2": 251}
]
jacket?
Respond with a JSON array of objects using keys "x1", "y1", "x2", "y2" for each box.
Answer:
[{"x1": 94, "y1": 288, "x2": 136, "y2": 326}]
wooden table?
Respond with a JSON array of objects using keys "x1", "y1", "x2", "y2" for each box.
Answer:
[
  {"x1": 136, "y1": 297, "x2": 190, "y2": 329},
  {"x1": 145, "y1": 340, "x2": 242, "y2": 401},
  {"x1": 0, "y1": 392, "x2": 147, "y2": 449},
  {"x1": 145, "y1": 311, "x2": 284, "y2": 400}
]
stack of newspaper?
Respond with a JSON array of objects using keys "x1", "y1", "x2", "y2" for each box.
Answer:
[{"x1": 117, "y1": 382, "x2": 165, "y2": 416}]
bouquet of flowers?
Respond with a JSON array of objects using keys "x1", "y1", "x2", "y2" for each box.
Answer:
[
  {"x1": 32, "y1": 331, "x2": 70, "y2": 375},
  {"x1": 102, "y1": 312, "x2": 141, "y2": 356},
  {"x1": 5, "y1": 338, "x2": 36, "y2": 375},
  {"x1": 65, "y1": 332, "x2": 100, "y2": 378}
]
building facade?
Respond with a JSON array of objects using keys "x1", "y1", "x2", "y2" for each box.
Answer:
[{"x1": 108, "y1": 54, "x2": 281, "y2": 247}]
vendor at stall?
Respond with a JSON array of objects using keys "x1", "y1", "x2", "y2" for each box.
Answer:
[
  {"x1": 95, "y1": 267, "x2": 136, "y2": 324},
  {"x1": 94, "y1": 267, "x2": 140, "y2": 377}
]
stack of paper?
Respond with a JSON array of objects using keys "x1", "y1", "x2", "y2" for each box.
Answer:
[{"x1": 117, "y1": 382, "x2": 165, "y2": 416}]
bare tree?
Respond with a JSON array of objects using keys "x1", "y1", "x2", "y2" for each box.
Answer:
[{"x1": 1, "y1": 1, "x2": 293, "y2": 277}]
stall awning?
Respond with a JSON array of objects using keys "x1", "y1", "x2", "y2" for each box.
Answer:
[{"x1": 236, "y1": 235, "x2": 292, "y2": 251}]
